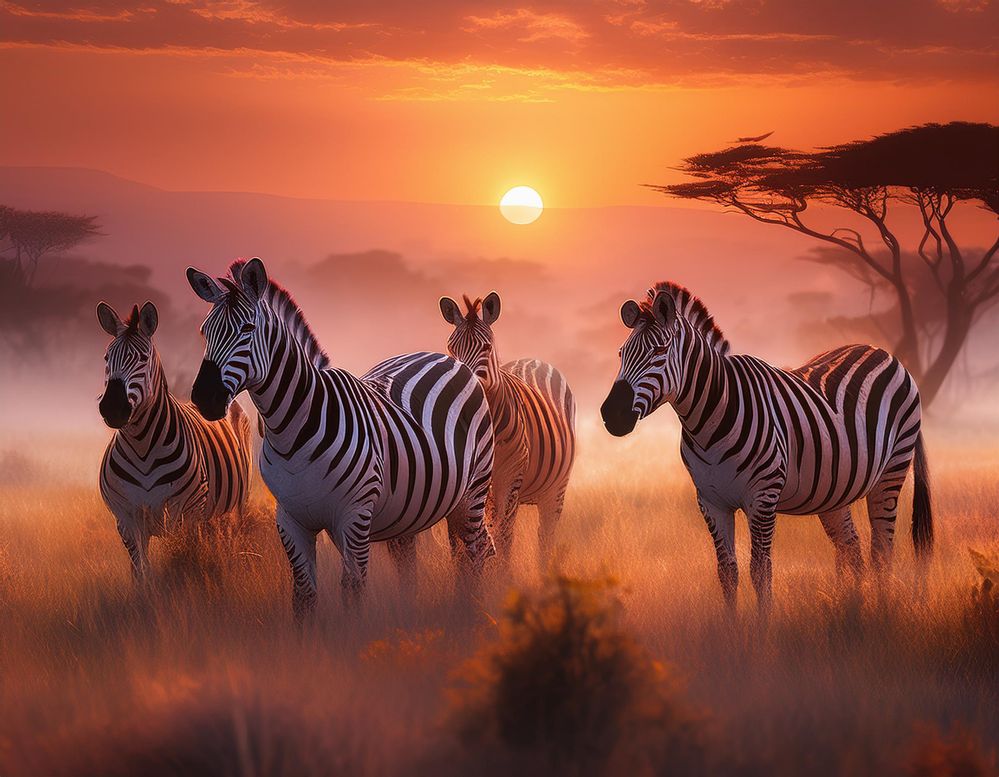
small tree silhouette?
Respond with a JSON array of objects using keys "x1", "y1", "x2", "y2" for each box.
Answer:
[
  {"x1": 651, "y1": 122, "x2": 999, "y2": 406},
  {"x1": 0, "y1": 206, "x2": 101, "y2": 287}
]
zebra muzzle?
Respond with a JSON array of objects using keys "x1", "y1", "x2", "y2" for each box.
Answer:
[
  {"x1": 192, "y1": 360, "x2": 231, "y2": 421},
  {"x1": 601, "y1": 380, "x2": 638, "y2": 437},
  {"x1": 99, "y1": 379, "x2": 132, "y2": 429}
]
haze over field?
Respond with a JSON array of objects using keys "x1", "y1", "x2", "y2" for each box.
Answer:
[{"x1": 3, "y1": 166, "x2": 998, "y2": 441}]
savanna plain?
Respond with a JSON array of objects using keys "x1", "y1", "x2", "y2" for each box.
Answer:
[{"x1": 1, "y1": 424, "x2": 997, "y2": 777}]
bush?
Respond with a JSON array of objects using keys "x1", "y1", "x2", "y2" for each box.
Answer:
[
  {"x1": 964, "y1": 548, "x2": 999, "y2": 667},
  {"x1": 449, "y1": 574, "x2": 709, "y2": 777}
]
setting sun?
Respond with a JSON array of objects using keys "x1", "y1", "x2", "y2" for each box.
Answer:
[{"x1": 500, "y1": 186, "x2": 544, "y2": 225}]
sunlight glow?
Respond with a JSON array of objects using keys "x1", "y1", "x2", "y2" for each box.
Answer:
[{"x1": 500, "y1": 186, "x2": 544, "y2": 225}]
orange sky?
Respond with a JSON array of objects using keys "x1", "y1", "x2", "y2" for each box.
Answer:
[{"x1": 2, "y1": 0, "x2": 997, "y2": 206}]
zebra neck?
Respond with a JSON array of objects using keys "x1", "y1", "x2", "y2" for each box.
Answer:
[
  {"x1": 118, "y1": 376, "x2": 178, "y2": 456},
  {"x1": 486, "y1": 365, "x2": 514, "y2": 405},
  {"x1": 671, "y1": 333, "x2": 732, "y2": 450},
  {"x1": 247, "y1": 322, "x2": 323, "y2": 454},
  {"x1": 481, "y1": 350, "x2": 503, "y2": 393}
]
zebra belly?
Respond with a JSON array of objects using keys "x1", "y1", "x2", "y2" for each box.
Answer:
[
  {"x1": 258, "y1": 437, "x2": 468, "y2": 540},
  {"x1": 369, "y1": 484, "x2": 465, "y2": 541},
  {"x1": 775, "y1": 416, "x2": 905, "y2": 515},
  {"x1": 776, "y1": 448, "x2": 892, "y2": 515}
]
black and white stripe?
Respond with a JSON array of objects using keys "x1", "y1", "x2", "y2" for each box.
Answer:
[
  {"x1": 601, "y1": 282, "x2": 932, "y2": 612},
  {"x1": 97, "y1": 301, "x2": 252, "y2": 579},
  {"x1": 187, "y1": 258, "x2": 495, "y2": 615},
  {"x1": 440, "y1": 292, "x2": 575, "y2": 563}
]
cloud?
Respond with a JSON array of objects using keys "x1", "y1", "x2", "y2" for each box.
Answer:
[
  {"x1": 0, "y1": 0, "x2": 995, "y2": 92},
  {"x1": 463, "y1": 8, "x2": 590, "y2": 44}
]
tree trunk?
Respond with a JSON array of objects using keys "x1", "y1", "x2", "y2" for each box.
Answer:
[
  {"x1": 891, "y1": 280, "x2": 922, "y2": 378},
  {"x1": 917, "y1": 294, "x2": 974, "y2": 407}
]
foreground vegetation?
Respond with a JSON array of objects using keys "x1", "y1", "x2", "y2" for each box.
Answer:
[{"x1": 0, "y1": 431, "x2": 996, "y2": 776}]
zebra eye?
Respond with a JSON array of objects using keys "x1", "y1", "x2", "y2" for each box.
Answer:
[
  {"x1": 240, "y1": 323, "x2": 256, "y2": 334},
  {"x1": 652, "y1": 346, "x2": 669, "y2": 356}
]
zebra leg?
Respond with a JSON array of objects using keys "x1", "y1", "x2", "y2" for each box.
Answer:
[
  {"x1": 117, "y1": 515, "x2": 151, "y2": 583},
  {"x1": 387, "y1": 534, "x2": 417, "y2": 590},
  {"x1": 446, "y1": 488, "x2": 496, "y2": 580},
  {"x1": 537, "y1": 482, "x2": 568, "y2": 570},
  {"x1": 747, "y1": 499, "x2": 778, "y2": 618},
  {"x1": 866, "y1": 472, "x2": 906, "y2": 576},
  {"x1": 330, "y1": 511, "x2": 372, "y2": 608},
  {"x1": 276, "y1": 508, "x2": 318, "y2": 618},
  {"x1": 697, "y1": 496, "x2": 738, "y2": 611},
  {"x1": 490, "y1": 473, "x2": 523, "y2": 562},
  {"x1": 817, "y1": 506, "x2": 863, "y2": 580}
]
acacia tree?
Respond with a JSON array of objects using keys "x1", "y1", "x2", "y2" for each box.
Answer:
[
  {"x1": 649, "y1": 122, "x2": 999, "y2": 406},
  {"x1": 0, "y1": 206, "x2": 101, "y2": 287}
]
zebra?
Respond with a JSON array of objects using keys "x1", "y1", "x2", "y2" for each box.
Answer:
[
  {"x1": 600, "y1": 282, "x2": 931, "y2": 613},
  {"x1": 439, "y1": 292, "x2": 576, "y2": 564},
  {"x1": 97, "y1": 301, "x2": 252, "y2": 579},
  {"x1": 186, "y1": 258, "x2": 495, "y2": 615}
]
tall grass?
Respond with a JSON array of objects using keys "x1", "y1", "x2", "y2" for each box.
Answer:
[{"x1": 0, "y1": 431, "x2": 996, "y2": 776}]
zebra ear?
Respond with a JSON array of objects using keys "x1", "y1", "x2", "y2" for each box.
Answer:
[
  {"x1": 137, "y1": 301, "x2": 158, "y2": 337},
  {"x1": 439, "y1": 296, "x2": 462, "y2": 326},
  {"x1": 96, "y1": 302, "x2": 125, "y2": 336},
  {"x1": 620, "y1": 300, "x2": 641, "y2": 329},
  {"x1": 187, "y1": 267, "x2": 225, "y2": 303},
  {"x1": 652, "y1": 290, "x2": 676, "y2": 329},
  {"x1": 481, "y1": 291, "x2": 501, "y2": 325},
  {"x1": 241, "y1": 257, "x2": 268, "y2": 304}
]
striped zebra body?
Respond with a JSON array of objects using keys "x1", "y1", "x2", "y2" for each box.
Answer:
[
  {"x1": 96, "y1": 301, "x2": 252, "y2": 579},
  {"x1": 601, "y1": 282, "x2": 931, "y2": 612},
  {"x1": 188, "y1": 259, "x2": 495, "y2": 615},
  {"x1": 440, "y1": 293, "x2": 576, "y2": 562}
]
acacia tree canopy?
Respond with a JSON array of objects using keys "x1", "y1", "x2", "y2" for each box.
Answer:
[{"x1": 650, "y1": 122, "x2": 999, "y2": 406}]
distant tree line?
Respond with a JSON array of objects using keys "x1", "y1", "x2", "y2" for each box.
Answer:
[
  {"x1": 651, "y1": 122, "x2": 999, "y2": 406},
  {"x1": 0, "y1": 205, "x2": 100, "y2": 288}
]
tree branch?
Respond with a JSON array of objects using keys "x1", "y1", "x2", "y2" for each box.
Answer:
[{"x1": 967, "y1": 234, "x2": 999, "y2": 283}]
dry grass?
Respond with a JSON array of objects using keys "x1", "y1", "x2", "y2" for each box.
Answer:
[{"x1": 0, "y1": 428, "x2": 997, "y2": 776}]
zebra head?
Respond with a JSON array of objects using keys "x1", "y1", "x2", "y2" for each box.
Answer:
[
  {"x1": 187, "y1": 258, "x2": 267, "y2": 421},
  {"x1": 601, "y1": 289, "x2": 678, "y2": 437},
  {"x1": 440, "y1": 291, "x2": 502, "y2": 389},
  {"x1": 97, "y1": 301, "x2": 161, "y2": 429}
]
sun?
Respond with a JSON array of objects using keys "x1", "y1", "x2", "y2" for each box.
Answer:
[{"x1": 500, "y1": 186, "x2": 544, "y2": 225}]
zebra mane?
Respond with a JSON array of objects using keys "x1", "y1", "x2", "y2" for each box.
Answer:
[
  {"x1": 225, "y1": 260, "x2": 330, "y2": 370},
  {"x1": 642, "y1": 281, "x2": 731, "y2": 356},
  {"x1": 122, "y1": 304, "x2": 142, "y2": 332},
  {"x1": 461, "y1": 294, "x2": 483, "y2": 321}
]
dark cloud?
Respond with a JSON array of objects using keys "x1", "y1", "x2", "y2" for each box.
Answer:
[{"x1": 1, "y1": 0, "x2": 995, "y2": 87}]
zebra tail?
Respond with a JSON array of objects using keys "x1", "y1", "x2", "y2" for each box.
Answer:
[{"x1": 912, "y1": 430, "x2": 933, "y2": 558}]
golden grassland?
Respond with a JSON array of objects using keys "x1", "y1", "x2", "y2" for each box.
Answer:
[{"x1": 0, "y1": 429, "x2": 997, "y2": 776}]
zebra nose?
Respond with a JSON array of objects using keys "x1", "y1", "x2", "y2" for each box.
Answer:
[
  {"x1": 99, "y1": 378, "x2": 131, "y2": 429},
  {"x1": 192, "y1": 360, "x2": 230, "y2": 421},
  {"x1": 601, "y1": 380, "x2": 638, "y2": 437}
]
